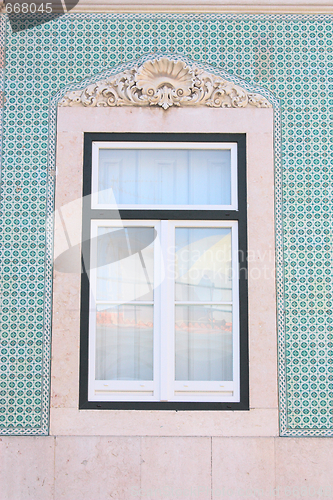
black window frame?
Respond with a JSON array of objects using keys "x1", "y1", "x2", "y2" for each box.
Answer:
[{"x1": 79, "y1": 132, "x2": 249, "y2": 411}]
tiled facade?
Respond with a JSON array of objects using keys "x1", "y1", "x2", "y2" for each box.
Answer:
[{"x1": 0, "y1": 13, "x2": 332, "y2": 437}]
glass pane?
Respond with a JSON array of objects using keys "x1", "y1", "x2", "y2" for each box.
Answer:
[
  {"x1": 98, "y1": 148, "x2": 231, "y2": 206},
  {"x1": 175, "y1": 228, "x2": 232, "y2": 302},
  {"x1": 95, "y1": 305, "x2": 153, "y2": 381},
  {"x1": 96, "y1": 227, "x2": 155, "y2": 302},
  {"x1": 175, "y1": 305, "x2": 233, "y2": 381}
]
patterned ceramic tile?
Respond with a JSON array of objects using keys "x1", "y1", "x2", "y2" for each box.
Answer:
[{"x1": 0, "y1": 13, "x2": 332, "y2": 436}]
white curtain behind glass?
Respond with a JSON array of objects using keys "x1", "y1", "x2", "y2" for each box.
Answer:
[
  {"x1": 98, "y1": 149, "x2": 231, "y2": 206},
  {"x1": 96, "y1": 304, "x2": 153, "y2": 381},
  {"x1": 95, "y1": 227, "x2": 155, "y2": 381},
  {"x1": 175, "y1": 227, "x2": 233, "y2": 381}
]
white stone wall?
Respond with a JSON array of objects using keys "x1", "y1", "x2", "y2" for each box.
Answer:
[{"x1": 2, "y1": 436, "x2": 333, "y2": 499}]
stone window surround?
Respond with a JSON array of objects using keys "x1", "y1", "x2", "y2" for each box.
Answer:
[{"x1": 51, "y1": 99, "x2": 277, "y2": 436}]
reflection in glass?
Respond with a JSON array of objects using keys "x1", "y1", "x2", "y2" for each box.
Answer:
[
  {"x1": 98, "y1": 148, "x2": 231, "y2": 206},
  {"x1": 175, "y1": 228, "x2": 232, "y2": 302},
  {"x1": 95, "y1": 305, "x2": 153, "y2": 381},
  {"x1": 96, "y1": 227, "x2": 154, "y2": 302},
  {"x1": 175, "y1": 305, "x2": 233, "y2": 381}
]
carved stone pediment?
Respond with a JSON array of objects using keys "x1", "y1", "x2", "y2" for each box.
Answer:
[{"x1": 59, "y1": 57, "x2": 272, "y2": 110}]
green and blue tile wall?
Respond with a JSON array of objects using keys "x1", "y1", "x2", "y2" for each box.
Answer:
[{"x1": 0, "y1": 13, "x2": 332, "y2": 436}]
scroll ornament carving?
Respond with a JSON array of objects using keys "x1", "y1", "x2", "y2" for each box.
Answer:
[{"x1": 59, "y1": 58, "x2": 272, "y2": 110}]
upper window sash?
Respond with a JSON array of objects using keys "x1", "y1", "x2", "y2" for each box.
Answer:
[{"x1": 91, "y1": 141, "x2": 238, "y2": 211}]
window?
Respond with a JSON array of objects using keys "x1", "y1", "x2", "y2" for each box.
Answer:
[{"x1": 80, "y1": 133, "x2": 248, "y2": 410}]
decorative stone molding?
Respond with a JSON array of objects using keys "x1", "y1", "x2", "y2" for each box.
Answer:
[{"x1": 59, "y1": 57, "x2": 272, "y2": 110}]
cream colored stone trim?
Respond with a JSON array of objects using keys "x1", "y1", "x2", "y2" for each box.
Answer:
[
  {"x1": 65, "y1": 0, "x2": 333, "y2": 14},
  {"x1": 59, "y1": 58, "x2": 272, "y2": 110},
  {"x1": 1, "y1": 1, "x2": 331, "y2": 15},
  {"x1": 2, "y1": 1, "x2": 331, "y2": 15}
]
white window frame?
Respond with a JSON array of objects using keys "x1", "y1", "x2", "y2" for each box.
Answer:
[
  {"x1": 88, "y1": 219, "x2": 162, "y2": 402},
  {"x1": 91, "y1": 141, "x2": 238, "y2": 211},
  {"x1": 88, "y1": 219, "x2": 240, "y2": 403}
]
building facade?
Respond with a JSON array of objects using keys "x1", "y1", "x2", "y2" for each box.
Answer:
[{"x1": 0, "y1": 1, "x2": 333, "y2": 498}]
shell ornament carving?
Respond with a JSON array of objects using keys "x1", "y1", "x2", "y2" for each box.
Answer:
[{"x1": 59, "y1": 58, "x2": 272, "y2": 110}]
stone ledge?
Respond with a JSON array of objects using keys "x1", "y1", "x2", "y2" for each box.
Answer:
[{"x1": 65, "y1": 0, "x2": 333, "y2": 14}]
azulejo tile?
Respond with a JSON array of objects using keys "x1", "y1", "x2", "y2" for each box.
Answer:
[{"x1": 0, "y1": 13, "x2": 332, "y2": 436}]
